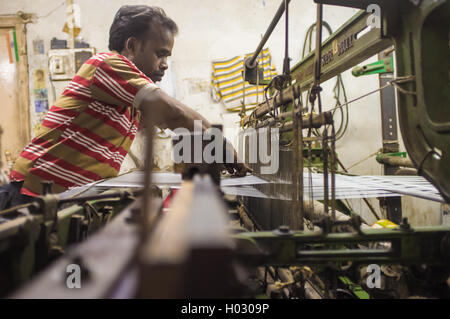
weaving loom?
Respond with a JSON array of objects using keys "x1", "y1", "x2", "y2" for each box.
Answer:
[
  {"x1": 228, "y1": 0, "x2": 450, "y2": 299},
  {"x1": 2, "y1": 0, "x2": 449, "y2": 300},
  {"x1": 70, "y1": 170, "x2": 444, "y2": 203}
]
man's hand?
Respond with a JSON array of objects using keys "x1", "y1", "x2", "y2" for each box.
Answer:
[
  {"x1": 223, "y1": 139, "x2": 253, "y2": 177},
  {"x1": 139, "y1": 89, "x2": 253, "y2": 178},
  {"x1": 224, "y1": 161, "x2": 253, "y2": 177}
]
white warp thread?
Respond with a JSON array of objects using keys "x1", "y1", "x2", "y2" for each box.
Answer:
[{"x1": 78, "y1": 171, "x2": 444, "y2": 202}]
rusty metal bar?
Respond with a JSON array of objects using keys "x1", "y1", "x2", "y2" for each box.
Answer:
[
  {"x1": 139, "y1": 111, "x2": 156, "y2": 249},
  {"x1": 309, "y1": 3, "x2": 324, "y2": 110},
  {"x1": 331, "y1": 124, "x2": 336, "y2": 222},
  {"x1": 292, "y1": 93, "x2": 304, "y2": 230},
  {"x1": 376, "y1": 154, "x2": 415, "y2": 168},
  {"x1": 278, "y1": 112, "x2": 334, "y2": 132},
  {"x1": 243, "y1": 11, "x2": 392, "y2": 128},
  {"x1": 247, "y1": 0, "x2": 291, "y2": 68},
  {"x1": 242, "y1": 85, "x2": 301, "y2": 126},
  {"x1": 394, "y1": 168, "x2": 418, "y2": 176},
  {"x1": 255, "y1": 111, "x2": 333, "y2": 130}
]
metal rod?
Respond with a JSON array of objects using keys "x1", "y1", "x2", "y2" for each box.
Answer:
[
  {"x1": 291, "y1": 88, "x2": 303, "y2": 230},
  {"x1": 272, "y1": 110, "x2": 331, "y2": 122},
  {"x1": 377, "y1": 154, "x2": 415, "y2": 168},
  {"x1": 58, "y1": 190, "x2": 142, "y2": 205},
  {"x1": 394, "y1": 168, "x2": 418, "y2": 176},
  {"x1": 292, "y1": 110, "x2": 299, "y2": 228},
  {"x1": 331, "y1": 123, "x2": 336, "y2": 222},
  {"x1": 243, "y1": 85, "x2": 301, "y2": 125},
  {"x1": 248, "y1": 0, "x2": 291, "y2": 68},
  {"x1": 0, "y1": 203, "x2": 33, "y2": 216},
  {"x1": 141, "y1": 111, "x2": 155, "y2": 239},
  {"x1": 259, "y1": 112, "x2": 333, "y2": 131},
  {"x1": 283, "y1": 0, "x2": 291, "y2": 75},
  {"x1": 309, "y1": 3, "x2": 324, "y2": 110},
  {"x1": 0, "y1": 189, "x2": 143, "y2": 216},
  {"x1": 297, "y1": 93, "x2": 304, "y2": 230},
  {"x1": 314, "y1": 4, "x2": 323, "y2": 88},
  {"x1": 323, "y1": 127, "x2": 329, "y2": 215}
]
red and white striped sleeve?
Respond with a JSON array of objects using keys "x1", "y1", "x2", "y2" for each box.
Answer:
[{"x1": 90, "y1": 54, "x2": 159, "y2": 107}]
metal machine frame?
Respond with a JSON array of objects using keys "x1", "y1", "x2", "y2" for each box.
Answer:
[{"x1": 0, "y1": 0, "x2": 449, "y2": 299}]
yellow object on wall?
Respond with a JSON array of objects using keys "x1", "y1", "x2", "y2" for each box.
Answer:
[
  {"x1": 211, "y1": 48, "x2": 277, "y2": 112},
  {"x1": 371, "y1": 219, "x2": 398, "y2": 229}
]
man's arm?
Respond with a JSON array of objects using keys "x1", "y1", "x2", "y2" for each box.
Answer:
[
  {"x1": 138, "y1": 88, "x2": 252, "y2": 176},
  {"x1": 140, "y1": 88, "x2": 211, "y2": 132}
]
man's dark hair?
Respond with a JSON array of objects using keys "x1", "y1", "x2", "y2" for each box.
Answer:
[{"x1": 109, "y1": 5, "x2": 178, "y2": 52}]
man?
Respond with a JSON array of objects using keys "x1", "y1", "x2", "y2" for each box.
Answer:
[{"x1": 0, "y1": 5, "x2": 250, "y2": 210}]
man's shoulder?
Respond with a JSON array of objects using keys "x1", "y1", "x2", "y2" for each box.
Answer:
[
  {"x1": 88, "y1": 51, "x2": 145, "y2": 77},
  {"x1": 87, "y1": 52, "x2": 116, "y2": 63},
  {"x1": 91, "y1": 52, "x2": 130, "y2": 64}
]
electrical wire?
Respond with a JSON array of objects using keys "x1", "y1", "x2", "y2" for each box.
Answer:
[
  {"x1": 37, "y1": 1, "x2": 66, "y2": 19},
  {"x1": 0, "y1": 203, "x2": 34, "y2": 217},
  {"x1": 327, "y1": 76, "x2": 415, "y2": 114},
  {"x1": 346, "y1": 149, "x2": 382, "y2": 171},
  {"x1": 300, "y1": 21, "x2": 349, "y2": 142}
]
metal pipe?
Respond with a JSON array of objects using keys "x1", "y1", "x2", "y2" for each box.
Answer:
[
  {"x1": 1, "y1": 189, "x2": 143, "y2": 217},
  {"x1": 313, "y1": 4, "x2": 323, "y2": 87},
  {"x1": 322, "y1": 127, "x2": 329, "y2": 215},
  {"x1": 248, "y1": 0, "x2": 291, "y2": 68},
  {"x1": 275, "y1": 112, "x2": 333, "y2": 131},
  {"x1": 58, "y1": 190, "x2": 142, "y2": 205},
  {"x1": 377, "y1": 154, "x2": 415, "y2": 168},
  {"x1": 282, "y1": 0, "x2": 291, "y2": 75},
  {"x1": 243, "y1": 85, "x2": 301, "y2": 126},
  {"x1": 309, "y1": 3, "x2": 324, "y2": 109},
  {"x1": 141, "y1": 109, "x2": 155, "y2": 238},
  {"x1": 292, "y1": 95, "x2": 304, "y2": 230},
  {"x1": 394, "y1": 168, "x2": 418, "y2": 176},
  {"x1": 331, "y1": 124, "x2": 336, "y2": 222}
]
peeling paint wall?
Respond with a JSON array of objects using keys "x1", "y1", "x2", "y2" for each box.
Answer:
[{"x1": 0, "y1": 0, "x2": 443, "y2": 225}]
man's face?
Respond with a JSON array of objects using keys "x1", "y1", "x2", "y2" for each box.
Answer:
[{"x1": 132, "y1": 23, "x2": 174, "y2": 83}]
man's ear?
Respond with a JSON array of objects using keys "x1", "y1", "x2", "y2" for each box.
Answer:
[{"x1": 125, "y1": 37, "x2": 139, "y2": 54}]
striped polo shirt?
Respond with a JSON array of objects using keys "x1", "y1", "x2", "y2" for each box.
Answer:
[{"x1": 10, "y1": 52, "x2": 156, "y2": 196}]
